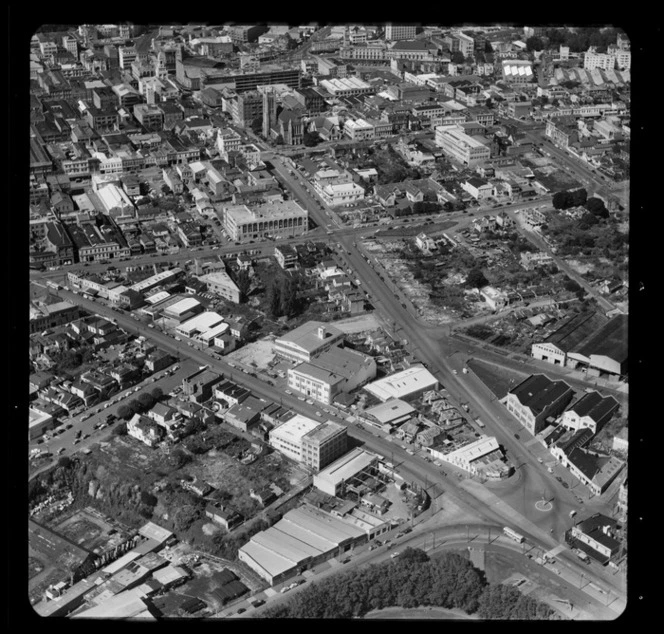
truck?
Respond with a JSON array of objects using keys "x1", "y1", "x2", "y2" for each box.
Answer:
[
  {"x1": 476, "y1": 419, "x2": 485, "y2": 428},
  {"x1": 574, "y1": 549, "x2": 590, "y2": 563}
]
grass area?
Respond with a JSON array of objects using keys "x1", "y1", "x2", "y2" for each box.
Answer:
[{"x1": 466, "y1": 358, "x2": 528, "y2": 399}]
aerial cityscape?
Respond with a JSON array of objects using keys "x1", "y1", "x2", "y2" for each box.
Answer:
[{"x1": 27, "y1": 22, "x2": 630, "y2": 620}]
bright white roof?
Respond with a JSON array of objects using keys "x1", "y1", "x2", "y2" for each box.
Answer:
[
  {"x1": 164, "y1": 297, "x2": 201, "y2": 316},
  {"x1": 270, "y1": 414, "x2": 320, "y2": 444},
  {"x1": 447, "y1": 436, "x2": 500, "y2": 463},
  {"x1": 314, "y1": 447, "x2": 378, "y2": 487},
  {"x1": 176, "y1": 311, "x2": 224, "y2": 335},
  {"x1": 145, "y1": 291, "x2": 170, "y2": 305},
  {"x1": 364, "y1": 364, "x2": 438, "y2": 402}
]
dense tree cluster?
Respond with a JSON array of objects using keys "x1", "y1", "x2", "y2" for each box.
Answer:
[
  {"x1": 267, "y1": 275, "x2": 300, "y2": 319},
  {"x1": 262, "y1": 549, "x2": 555, "y2": 620},
  {"x1": 477, "y1": 584, "x2": 555, "y2": 620},
  {"x1": 540, "y1": 27, "x2": 621, "y2": 53},
  {"x1": 552, "y1": 188, "x2": 587, "y2": 210}
]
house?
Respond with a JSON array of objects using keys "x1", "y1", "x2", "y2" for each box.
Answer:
[
  {"x1": 504, "y1": 374, "x2": 574, "y2": 435},
  {"x1": 249, "y1": 487, "x2": 277, "y2": 507},
  {"x1": 205, "y1": 504, "x2": 243, "y2": 531},
  {"x1": 127, "y1": 413, "x2": 165, "y2": 447}
]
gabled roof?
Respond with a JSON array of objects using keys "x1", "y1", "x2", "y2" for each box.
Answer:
[{"x1": 509, "y1": 374, "x2": 574, "y2": 415}]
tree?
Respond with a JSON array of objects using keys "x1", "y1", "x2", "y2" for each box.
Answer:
[
  {"x1": 140, "y1": 490, "x2": 158, "y2": 507},
  {"x1": 451, "y1": 51, "x2": 465, "y2": 65},
  {"x1": 303, "y1": 131, "x2": 321, "y2": 147},
  {"x1": 117, "y1": 405, "x2": 134, "y2": 420},
  {"x1": 151, "y1": 387, "x2": 164, "y2": 401},
  {"x1": 171, "y1": 448, "x2": 191, "y2": 469},
  {"x1": 466, "y1": 268, "x2": 489, "y2": 289},
  {"x1": 234, "y1": 269, "x2": 252, "y2": 303},
  {"x1": 138, "y1": 392, "x2": 156, "y2": 410},
  {"x1": 128, "y1": 398, "x2": 145, "y2": 414},
  {"x1": 526, "y1": 36, "x2": 544, "y2": 51},
  {"x1": 267, "y1": 277, "x2": 283, "y2": 318},
  {"x1": 57, "y1": 456, "x2": 72, "y2": 469},
  {"x1": 585, "y1": 196, "x2": 609, "y2": 218},
  {"x1": 112, "y1": 422, "x2": 128, "y2": 436}
]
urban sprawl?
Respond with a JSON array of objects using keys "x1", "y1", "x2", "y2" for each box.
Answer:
[{"x1": 28, "y1": 23, "x2": 629, "y2": 621}]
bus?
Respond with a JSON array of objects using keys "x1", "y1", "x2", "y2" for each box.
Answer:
[{"x1": 503, "y1": 527, "x2": 525, "y2": 544}]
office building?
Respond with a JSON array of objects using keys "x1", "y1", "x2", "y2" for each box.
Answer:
[{"x1": 222, "y1": 200, "x2": 308, "y2": 243}]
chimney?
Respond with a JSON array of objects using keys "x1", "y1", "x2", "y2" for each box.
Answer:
[{"x1": 318, "y1": 325, "x2": 325, "y2": 339}]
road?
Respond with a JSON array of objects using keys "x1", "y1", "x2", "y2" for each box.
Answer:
[{"x1": 226, "y1": 523, "x2": 624, "y2": 620}]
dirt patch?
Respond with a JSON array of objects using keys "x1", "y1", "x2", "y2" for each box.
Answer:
[
  {"x1": 226, "y1": 338, "x2": 276, "y2": 370},
  {"x1": 202, "y1": 522, "x2": 220, "y2": 536},
  {"x1": 332, "y1": 312, "x2": 386, "y2": 334}
]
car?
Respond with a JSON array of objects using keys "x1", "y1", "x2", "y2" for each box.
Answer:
[
  {"x1": 82, "y1": 433, "x2": 90, "y2": 440},
  {"x1": 514, "y1": 434, "x2": 520, "y2": 440},
  {"x1": 285, "y1": 390, "x2": 292, "y2": 395},
  {"x1": 65, "y1": 424, "x2": 73, "y2": 430},
  {"x1": 280, "y1": 587, "x2": 290, "y2": 594},
  {"x1": 57, "y1": 447, "x2": 65, "y2": 455},
  {"x1": 315, "y1": 411, "x2": 322, "y2": 417},
  {"x1": 73, "y1": 438, "x2": 81, "y2": 444},
  {"x1": 251, "y1": 599, "x2": 265, "y2": 608},
  {"x1": 390, "y1": 552, "x2": 400, "y2": 559},
  {"x1": 562, "y1": 482, "x2": 569, "y2": 489},
  {"x1": 236, "y1": 608, "x2": 246, "y2": 614}
]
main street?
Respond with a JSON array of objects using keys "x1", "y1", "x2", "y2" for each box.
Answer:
[{"x1": 29, "y1": 153, "x2": 625, "y2": 609}]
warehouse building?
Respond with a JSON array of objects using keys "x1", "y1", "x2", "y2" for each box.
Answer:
[
  {"x1": 363, "y1": 399, "x2": 416, "y2": 431},
  {"x1": 504, "y1": 374, "x2": 575, "y2": 435},
  {"x1": 313, "y1": 447, "x2": 381, "y2": 497},
  {"x1": 238, "y1": 505, "x2": 366, "y2": 586},
  {"x1": 197, "y1": 269, "x2": 241, "y2": 304},
  {"x1": 363, "y1": 365, "x2": 439, "y2": 402}
]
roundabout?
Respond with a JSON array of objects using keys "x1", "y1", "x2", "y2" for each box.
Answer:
[{"x1": 535, "y1": 498, "x2": 554, "y2": 512}]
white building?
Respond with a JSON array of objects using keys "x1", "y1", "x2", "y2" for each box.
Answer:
[
  {"x1": 363, "y1": 365, "x2": 439, "y2": 402},
  {"x1": 429, "y1": 436, "x2": 506, "y2": 477},
  {"x1": 313, "y1": 447, "x2": 380, "y2": 497},
  {"x1": 558, "y1": 391, "x2": 619, "y2": 435},
  {"x1": 269, "y1": 415, "x2": 348, "y2": 472},
  {"x1": 198, "y1": 270, "x2": 241, "y2": 303},
  {"x1": 319, "y1": 77, "x2": 373, "y2": 98},
  {"x1": 385, "y1": 25, "x2": 417, "y2": 41},
  {"x1": 274, "y1": 321, "x2": 345, "y2": 363},
  {"x1": 175, "y1": 311, "x2": 225, "y2": 339},
  {"x1": 434, "y1": 124, "x2": 490, "y2": 166},
  {"x1": 343, "y1": 118, "x2": 375, "y2": 141},
  {"x1": 222, "y1": 200, "x2": 308, "y2": 243},
  {"x1": 287, "y1": 347, "x2": 377, "y2": 405}
]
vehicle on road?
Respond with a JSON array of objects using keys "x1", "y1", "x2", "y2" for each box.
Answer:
[
  {"x1": 250, "y1": 599, "x2": 265, "y2": 608},
  {"x1": 390, "y1": 552, "x2": 400, "y2": 559},
  {"x1": 236, "y1": 608, "x2": 246, "y2": 614}
]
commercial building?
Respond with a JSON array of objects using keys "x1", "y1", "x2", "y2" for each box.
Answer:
[
  {"x1": 274, "y1": 321, "x2": 345, "y2": 363},
  {"x1": 364, "y1": 399, "x2": 416, "y2": 431},
  {"x1": 237, "y1": 505, "x2": 366, "y2": 586},
  {"x1": 504, "y1": 374, "x2": 575, "y2": 435},
  {"x1": 319, "y1": 77, "x2": 373, "y2": 98},
  {"x1": 269, "y1": 414, "x2": 348, "y2": 472},
  {"x1": 384, "y1": 25, "x2": 417, "y2": 41},
  {"x1": 363, "y1": 365, "x2": 439, "y2": 403},
  {"x1": 532, "y1": 313, "x2": 627, "y2": 378},
  {"x1": 198, "y1": 270, "x2": 241, "y2": 303},
  {"x1": 222, "y1": 200, "x2": 308, "y2": 243},
  {"x1": 569, "y1": 514, "x2": 621, "y2": 563},
  {"x1": 429, "y1": 436, "x2": 510, "y2": 479},
  {"x1": 435, "y1": 124, "x2": 491, "y2": 166},
  {"x1": 501, "y1": 60, "x2": 535, "y2": 83},
  {"x1": 129, "y1": 268, "x2": 184, "y2": 295},
  {"x1": 181, "y1": 367, "x2": 223, "y2": 403},
  {"x1": 176, "y1": 312, "x2": 226, "y2": 340},
  {"x1": 313, "y1": 447, "x2": 380, "y2": 497},
  {"x1": 287, "y1": 347, "x2": 377, "y2": 405},
  {"x1": 558, "y1": 391, "x2": 619, "y2": 435}
]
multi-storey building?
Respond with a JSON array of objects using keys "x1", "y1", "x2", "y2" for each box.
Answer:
[
  {"x1": 435, "y1": 124, "x2": 491, "y2": 166},
  {"x1": 287, "y1": 347, "x2": 376, "y2": 405},
  {"x1": 133, "y1": 104, "x2": 164, "y2": 132},
  {"x1": 269, "y1": 414, "x2": 348, "y2": 472},
  {"x1": 222, "y1": 200, "x2": 308, "y2": 243},
  {"x1": 504, "y1": 374, "x2": 575, "y2": 435},
  {"x1": 384, "y1": 25, "x2": 417, "y2": 41},
  {"x1": 198, "y1": 270, "x2": 241, "y2": 304},
  {"x1": 274, "y1": 321, "x2": 345, "y2": 364}
]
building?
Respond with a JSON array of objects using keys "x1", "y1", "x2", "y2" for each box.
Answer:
[
  {"x1": 430, "y1": 435, "x2": 509, "y2": 479},
  {"x1": 313, "y1": 447, "x2": 381, "y2": 497},
  {"x1": 127, "y1": 414, "x2": 165, "y2": 448},
  {"x1": 269, "y1": 414, "x2": 347, "y2": 472},
  {"x1": 532, "y1": 313, "x2": 627, "y2": 378},
  {"x1": 435, "y1": 124, "x2": 490, "y2": 166},
  {"x1": 29, "y1": 299, "x2": 81, "y2": 334},
  {"x1": 319, "y1": 77, "x2": 373, "y2": 98},
  {"x1": 237, "y1": 504, "x2": 367, "y2": 586},
  {"x1": 181, "y1": 367, "x2": 223, "y2": 403},
  {"x1": 274, "y1": 244, "x2": 298, "y2": 270},
  {"x1": 504, "y1": 374, "x2": 575, "y2": 435},
  {"x1": 274, "y1": 321, "x2": 345, "y2": 363},
  {"x1": 569, "y1": 514, "x2": 621, "y2": 563},
  {"x1": 198, "y1": 270, "x2": 241, "y2": 303},
  {"x1": 462, "y1": 177, "x2": 494, "y2": 200},
  {"x1": 364, "y1": 399, "x2": 416, "y2": 431},
  {"x1": 385, "y1": 25, "x2": 417, "y2": 41},
  {"x1": 479, "y1": 286, "x2": 508, "y2": 311},
  {"x1": 558, "y1": 391, "x2": 620, "y2": 435},
  {"x1": 501, "y1": 60, "x2": 535, "y2": 84},
  {"x1": 363, "y1": 365, "x2": 439, "y2": 403},
  {"x1": 287, "y1": 347, "x2": 377, "y2": 405},
  {"x1": 222, "y1": 200, "x2": 308, "y2": 243}
]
